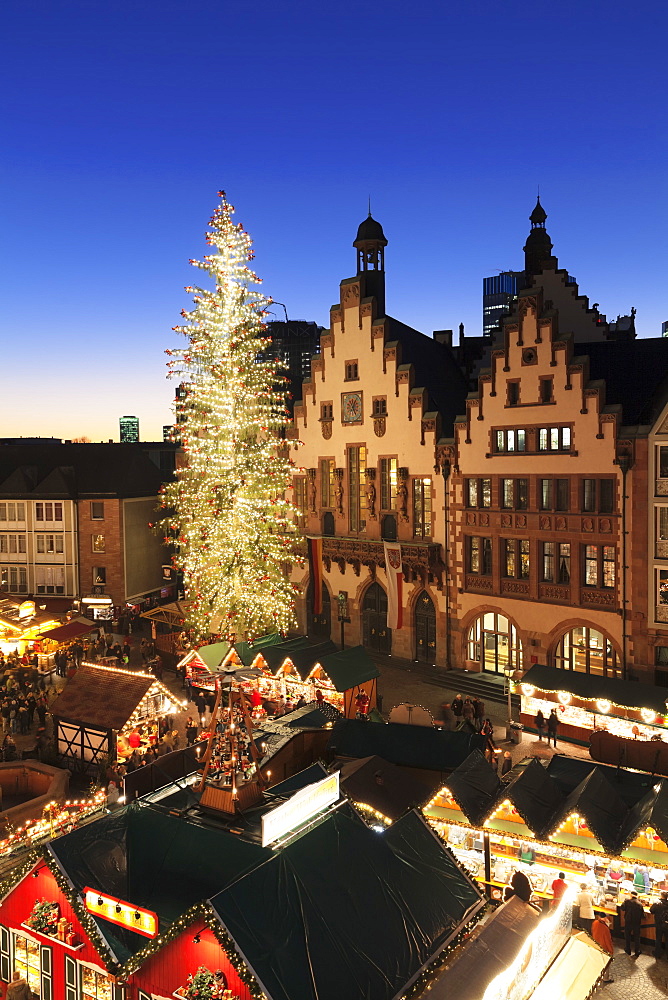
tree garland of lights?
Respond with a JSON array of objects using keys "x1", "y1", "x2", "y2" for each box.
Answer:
[{"x1": 160, "y1": 191, "x2": 302, "y2": 641}]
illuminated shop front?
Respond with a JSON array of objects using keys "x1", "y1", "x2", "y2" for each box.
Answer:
[
  {"x1": 466, "y1": 613, "x2": 522, "y2": 674},
  {"x1": 518, "y1": 662, "x2": 668, "y2": 745}
]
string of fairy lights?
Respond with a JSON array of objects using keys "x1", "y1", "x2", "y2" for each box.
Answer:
[{"x1": 159, "y1": 191, "x2": 303, "y2": 643}]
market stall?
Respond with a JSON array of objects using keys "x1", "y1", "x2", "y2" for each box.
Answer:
[
  {"x1": 50, "y1": 662, "x2": 186, "y2": 770},
  {"x1": 36, "y1": 618, "x2": 96, "y2": 671},
  {"x1": 518, "y1": 663, "x2": 668, "y2": 745},
  {"x1": 422, "y1": 750, "x2": 668, "y2": 947},
  {"x1": 0, "y1": 598, "x2": 60, "y2": 657},
  {"x1": 179, "y1": 642, "x2": 234, "y2": 694}
]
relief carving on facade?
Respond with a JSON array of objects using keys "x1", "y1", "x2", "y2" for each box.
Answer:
[
  {"x1": 599, "y1": 518, "x2": 612, "y2": 533},
  {"x1": 539, "y1": 584, "x2": 570, "y2": 601},
  {"x1": 397, "y1": 467, "x2": 409, "y2": 522},
  {"x1": 515, "y1": 515, "x2": 527, "y2": 528},
  {"x1": 582, "y1": 518, "x2": 595, "y2": 532},
  {"x1": 539, "y1": 515, "x2": 551, "y2": 530},
  {"x1": 581, "y1": 589, "x2": 616, "y2": 607},
  {"x1": 479, "y1": 512, "x2": 490, "y2": 527},
  {"x1": 365, "y1": 468, "x2": 377, "y2": 519},
  {"x1": 501, "y1": 514, "x2": 512, "y2": 528},
  {"x1": 307, "y1": 468, "x2": 317, "y2": 514},
  {"x1": 555, "y1": 516, "x2": 567, "y2": 531},
  {"x1": 334, "y1": 468, "x2": 344, "y2": 516},
  {"x1": 466, "y1": 512, "x2": 476, "y2": 526},
  {"x1": 465, "y1": 575, "x2": 493, "y2": 591}
]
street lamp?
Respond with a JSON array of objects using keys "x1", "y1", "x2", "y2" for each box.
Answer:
[{"x1": 503, "y1": 664, "x2": 515, "y2": 741}]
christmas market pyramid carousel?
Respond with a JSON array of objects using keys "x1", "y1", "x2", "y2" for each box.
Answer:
[{"x1": 195, "y1": 665, "x2": 268, "y2": 815}]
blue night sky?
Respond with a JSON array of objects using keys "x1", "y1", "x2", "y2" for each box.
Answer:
[{"x1": 2, "y1": 0, "x2": 666, "y2": 441}]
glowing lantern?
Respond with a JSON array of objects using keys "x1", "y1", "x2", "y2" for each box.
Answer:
[
  {"x1": 558, "y1": 691, "x2": 571, "y2": 706},
  {"x1": 596, "y1": 699, "x2": 611, "y2": 714}
]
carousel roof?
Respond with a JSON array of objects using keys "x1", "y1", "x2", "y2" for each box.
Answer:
[{"x1": 49, "y1": 663, "x2": 156, "y2": 730}]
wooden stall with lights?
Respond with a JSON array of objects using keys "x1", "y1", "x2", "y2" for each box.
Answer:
[
  {"x1": 0, "y1": 599, "x2": 61, "y2": 657},
  {"x1": 518, "y1": 663, "x2": 668, "y2": 746},
  {"x1": 50, "y1": 662, "x2": 186, "y2": 771},
  {"x1": 422, "y1": 750, "x2": 668, "y2": 946}
]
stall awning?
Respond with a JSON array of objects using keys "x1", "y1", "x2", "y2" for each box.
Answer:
[
  {"x1": 501, "y1": 758, "x2": 566, "y2": 839},
  {"x1": 234, "y1": 632, "x2": 284, "y2": 666},
  {"x1": 521, "y1": 663, "x2": 668, "y2": 714},
  {"x1": 553, "y1": 767, "x2": 628, "y2": 852},
  {"x1": 39, "y1": 619, "x2": 95, "y2": 642},
  {"x1": 317, "y1": 645, "x2": 380, "y2": 691},
  {"x1": 262, "y1": 639, "x2": 338, "y2": 679}
]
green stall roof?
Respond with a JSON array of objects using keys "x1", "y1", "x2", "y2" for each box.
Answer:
[{"x1": 318, "y1": 645, "x2": 380, "y2": 691}]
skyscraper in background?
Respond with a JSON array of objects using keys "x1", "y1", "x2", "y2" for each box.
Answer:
[
  {"x1": 119, "y1": 415, "x2": 140, "y2": 443},
  {"x1": 482, "y1": 271, "x2": 523, "y2": 336},
  {"x1": 662, "y1": 321, "x2": 668, "y2": 337}
]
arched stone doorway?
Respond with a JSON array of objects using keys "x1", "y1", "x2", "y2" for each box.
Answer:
[
  {"x1": 308, "y1": 581, "x2": 331, "y2": 639},
  {"x1": 467, "y1": 611, "x2": 522, "y2": 674},
  {"x1": 362, "y1": 582, "x2": 391, "y2": 654},
  {"x1": 414, "y1": 590, "x2": 436, "y2": 663}
]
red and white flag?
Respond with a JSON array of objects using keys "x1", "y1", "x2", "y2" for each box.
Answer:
[{"x1": 383, "y1": 542, "x2": 403, "y2": 630}]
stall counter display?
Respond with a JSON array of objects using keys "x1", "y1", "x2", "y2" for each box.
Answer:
[
  {"x1": 521, "y1": 691, "x2": 667, "y2": 743},
  {"x1": 430, "y1": 816, "x2": 668, "y2": 915}
]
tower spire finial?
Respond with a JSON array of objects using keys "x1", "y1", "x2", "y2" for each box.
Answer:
[{"x1": 368, "y1": 196, "x2": 371, "y2": 217}]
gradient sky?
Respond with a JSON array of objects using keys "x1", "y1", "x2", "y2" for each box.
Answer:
[{"x1": 2, "y1": 0, "x2": 667, "y2": 441}]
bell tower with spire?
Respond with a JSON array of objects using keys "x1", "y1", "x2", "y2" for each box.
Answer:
[
  {"x1": 523, "y1": 196, "x2": 556, "y2": 277},
  {"x1": 353, "y1": 213, "x2": 388, "y2": 317}
]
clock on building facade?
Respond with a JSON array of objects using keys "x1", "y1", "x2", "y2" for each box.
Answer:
[{"x1": 342, "y1": 391, "x2": 363, "y2": 423}]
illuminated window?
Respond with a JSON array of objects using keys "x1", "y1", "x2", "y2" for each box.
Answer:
[
  {"x1": 583, "y1": 544, "x2": 616, "y2": 589},
  {"x1": 495, "y1": 428, "x2": 527, "y2": 453},
  {"x1": 413, "y1": 478, "x2": 432, "y2": 539},
  {"x1": 1, "y1": 565, "x2": 27, "y2": 593},
  {"x1": 81, "y1": 964, "x2": 113, "y2": 1000},
  {"x1": 466, "y1": 478, "x2": 491, "y2": 507},
  {"x1": 554, "y1": 626, "x2": 618, "y2": 677},
  {"x1": 348, "y1": 446, "x2": 366, "y2": 533},
  {"x1": 504, "y1": 539, "x2": 529, "y2": 579},
  {"x1": 12, "y1": 933, "x2": 43, "y2": 996},
  {"x1": 93, "y1": 567, "x2": 106, "y2": 585},
  {"x1": 320, "y1": 459, "x2": 335, "y2": 508},
  {"x1": 92, "y1": 534, "x2": 106, "y2": 553},
  {"x1": 379, "y1": 458, "x2": 397, "y2": 510},
  {"x1": 538, "y1": 426, "x2": 571, "y2": 451},
  {"x1": 467, "y1": 613, "x2": 522, "y2": 674},
  {"x1": 468, "y1": 536, "x2": 492, "y2": 575}
]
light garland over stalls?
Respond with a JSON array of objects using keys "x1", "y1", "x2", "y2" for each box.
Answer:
[{"x1": 159, "y1": 191, "x2": 303, "y2": 642}]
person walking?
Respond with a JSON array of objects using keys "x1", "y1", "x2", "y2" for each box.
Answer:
[
  {"x1": 500, "y1": 750, "x2": 513, "y2": 776},
  {"x1": 462, "y1": 698, "x2": 475, "y2": 727},
  {"x1": 474, "y1": 697, "x2": 485, "y2": 732},
  {"x1": 440, "y1": 702, "x2": 456, "y2": 731},
  {"x1": 651, "y1": 890, "x2": 668, "y2": 959},
  {"x1": 591, "y1": 914, "x2": 615, "y2": 983},
  {"x1": 575, "y1": 883, "x2": 595, "y2": 934},
  {"x1": 619, "y1": 890, "x2": 644, "y2": 956},
  {"x1": 451, "y1": 693, "x2": 464, "y2": 719},
  {"x1": 547, "y1": 709, "x2": 559, "y2": 748},
  {"x1": 535, "y1": 708, "x2": 545, "y2": 741}
]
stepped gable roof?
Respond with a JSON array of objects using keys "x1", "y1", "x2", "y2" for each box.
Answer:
[
  {"x1": 521, "y1": 662, "x2": 668, "y2": 714},
  {"x1": 209, "y1": 808, "x2": 484, "y2": 1000},
  {"x1": 0, "y1": 443, "x2": 165, "y2": 499},
  {"x1": 501, "y1": 758, "x2": 565, "y2": 839},
  {"x1": 385, "y1": 316, "x2": 469, "y2": 435},
  {"x1": 50, "y1": 663, "x2": 155, "y2": 730},
  {"x1": 328, "y1": 718, "x2": 487, "y2": 773},
  {"x1": 442, "y1": 749, "x2": 502, "y2": 826},
  {"x1": 578, "y1": 336, "x2": 668, "y2": 425},
  {"x1": 552, "y1": 767, "x2": 628, "y2": 852},
  {"x1": 339, "y1": 754, "x2": 442, "y2": 820}
]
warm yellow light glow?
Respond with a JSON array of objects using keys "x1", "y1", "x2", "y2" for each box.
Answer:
[
  {"x1": 596, "y1": 699, "x2": 611, "y2": 714},
  {"x1": 557, "y1": 690, "x2": 571, "y2": 705}
]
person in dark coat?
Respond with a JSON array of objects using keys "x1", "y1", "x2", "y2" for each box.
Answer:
[
  {"x1": 547, "y1": 709, "x2": 559, "y2": 747},
  {"x1": 451, "y1": 694, "x2": 463, "y2": 718},
  {"x1": 510, "y1": 869, "x2": 532, "y2": 902},
  {"x1": 535, "y1": 709, "x2": 545, "y2": 741},
  {"x1": 619, "y1": 891, "x2": 644, "y2": 956},
  {"x1": 651, "y1": 891, "x2": 668, "y2": 958}
]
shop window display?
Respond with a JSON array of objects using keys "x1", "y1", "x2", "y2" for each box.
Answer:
[
  {"x1": 13, "y1": 933, "x2": 41, "y2": 996},
  {"x1": 81, "y1": 966, "x2": 112, "y2": 1000}
]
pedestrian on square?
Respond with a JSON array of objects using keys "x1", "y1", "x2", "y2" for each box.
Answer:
[
  {"x1": 474, "y1": 697, "x2": 485, "y2": 732},
  {"x1": 547, "y1": 709, "x2": 559, "y2": 747},
  {"x1": 440, "y1": 702, "x2": 456, "y2": 731},
  {"x1": 452, "y1": 693, "x2": 464, "y2": 718},
  {"x1": 651, "y1": 891, "x2": 668, "y2": 959},
  {"x1": 535, "y1": 709, "x2": 545, "y2": 741},
  {"x1": 462, "y1": 698, "x2": 475, "y2": 725},
  {"x1": 619, "y1": 891, "x2": 644, "y2": 956},
  {"x1": 591, "y1": 915, "x2": 615, "y2": 982},
  {"x1": 575, "y1": 883, "x2": 595, "y2": 934},
  {"x1": 500, "y1": 750, "x2": 513, "y2": 776}
]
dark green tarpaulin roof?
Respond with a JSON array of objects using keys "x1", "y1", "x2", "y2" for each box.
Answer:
[
  {"x1": 340, "y1": 755, "x2": 442, "y2": 820},
  {"x1": 521, "y1": 663, "x2": 668, "y2": 714},
  {"x1": 502, "y1": 758, "x2": 565, "y2": 839},
  {"x1": 545, "y1": 754, "x2": 658, "y2": 807},
  {"x1": 48, "y1": 802, "x2": 270, "y2": 963},
  {"x1": 234, "y1": 632, "x2": 284, "y2": 666},
  {"x1": 555, "y1": 768, "x2": 628, "y2": 852},
  {"x1": 620, "y1": 780, "x2": 668, "y2": 848},
  {"x1": 318, "y1": 645, "x2": 380, "y2": 691},
  {"x1": 443, "y1": 750, "x2": 502, "y2": 827},
  {"x1": 210, "y1": 808, "x2": 484, "y2": 1000},
  {"x1": 328, "y1": 718, "x2": 488, "y2": 773}
]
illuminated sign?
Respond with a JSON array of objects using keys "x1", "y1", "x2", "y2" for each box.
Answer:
[
  {"x1": 262, "y1": 772, "x2": 340, "y2": 847},
  {"x1": 18, "y1": 601, "x2": 36, "y2": 619},
  {"x1": 83, "y1": 887, "x2": 158, "y2": 938},
  {"x1": 482, "y1": 887, "x2": 574, "y2": 1000}
]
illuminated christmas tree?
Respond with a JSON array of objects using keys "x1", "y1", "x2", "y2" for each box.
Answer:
[{"x1": 160, "y1": 191, "x2": 302, "y2": 641}]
